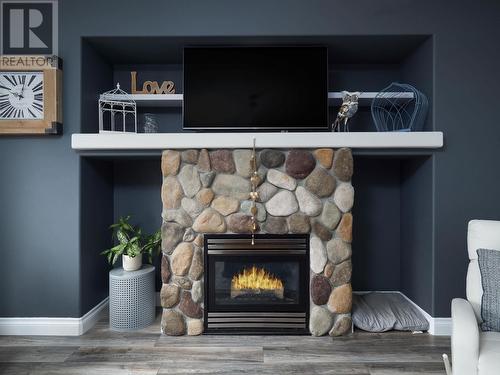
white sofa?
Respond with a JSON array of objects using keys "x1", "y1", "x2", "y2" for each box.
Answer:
[{"x1": 451, "y1": 220, "x2": 500, "y2": 375}]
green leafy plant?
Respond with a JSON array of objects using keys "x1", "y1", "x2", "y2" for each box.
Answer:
[{"x1": 100, "y1": 216, "x2": 161, "y2": 265}]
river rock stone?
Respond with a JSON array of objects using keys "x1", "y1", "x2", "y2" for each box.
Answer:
[
  {"x1": 178, "y1": 165, "x2": 201, "y2": 198},
  {"x1": 333, "y1": 183, "x2": 354, "y2": 213},
  {"x1": 211, "y1": 196, "x2": 240, "y2": 216},
  {"x1": 194, "y1": 234, "x2": 203, "y2": 247},
  {"x1": 181, "y1": 197, "x2": 204, "y2": 217},
  {"x1": 227, "y1": 213, "x2": 254, "y2": 233},
  {"x1": 183, "y1": 228, "x2": 195, "y2": 242},
  {"x1": 171, "y1": 276, "x2": 192, "y2": 290},
  {"x1": 329, "y1": 314, "x2": 352, "y2": 337},
  {"x1": 179, "y1": 291, "x2": 203, "y2": 319},
  {"x1": 321, "y1": 200, "x2": 342, "y2": 229},
  {"x1": 171, "y1": 242, "x2": 194, "y2": 276},
  {"x1": 234, "y1": 149, "x2": 254, "y2": 177},
  {"x1": 257, "y1": 165, "x2": 267, "y2": 186},
  {"x1": 333, "y1": 148, "x2": 353, "y2": 182},
  {"x1": 241, "y1": 200, "x2": 267, "y2": 222},
  {"x1": 305, "y1": 168, "x2": 336, "y2": 198},
  {"x1": 210, "y1": 150, "x2": 235, "y2": 173},
  {"x1": 287, "y1": 212, "x2": 311, "y2": 233},
  {"x1": 326, "y1": 238, "x2": 352, "y2": 264},
  {"x1": 328, "y1": 284, "x2": 352, "y2": 314},
  {"x1": 263, "y1": 215, "x2": 288, "y2": 234},
  {"x1": 189, "y1": 248, "x2": 203, "y2": 280},
  {"x1": 192, "y1": 208, "x2": 226, "y2": 233},
  {"x1": 331, "y1": 260, "x2": 352, "y2": 287},
  {"x1": 314, "y1": 148, "x2": 334, "y2": 169},
  {"x1": 285, "y1": 149, "x2": 315, "y2": 179},
  {"x1": 267, "y1": 169, "x2": 297, "y2": 191},
  {"x1": 161, "y1": 255, "x2": 171, "y2": 283},
  {"x1": 192, "y1": 280, "x2": 203, "y2": 303},
  {"x1": 265, "y1": 190, "x2": 299, "y2": 216},
  {"x1": 162, "y1": 176, "x2": 183, "y2": 209},
  {"x1": 181, "y1": 149, "x2": 199, "y2": 164},
  {"x1": 257, "y1": 182, "x2": 278, "y2": 203},
  {"x1": 162, "y1": 208, "x2": 193, "y2": 228},
  {"x1": 310, "y1": 235, "x2": 327, "y2": 274},
  {"x1": 336, "y1": 213, "x2": 353, "y2": 243},
  {"x1": 312, "y1": 220, "x2": 332, "y2": 241},
  {"x1": 161, "y1": 222, "x2": 184, "y2": 254},
  {"x1": 324, "y1": 262, "x2": 334, "y2": 278},
  {"x1": 162, "y1": 310, "x2": 185, "y2": 336},
  {"x1": 197, "y1": 149, "x2": 211, "y2": 172},
  {"x1": 160, "y1": 284, "x2": 180, "y2": 308},
  {"x1": 309, "y1": 306, "x2": 333, "y2": 336},
  {"x1": 196, "y1": 188, "x2": 214, "y2": 207},
  {"x1": 187, "y1": 319, "x2": 204, "y2": 336},
  {"x1": 295, "y1": 186, "x2": 322, "y2": 216},
  {"x1": 162, "y1": 150, "x2": 181, "y2": 176},
  {"x1": 260, "y1": 149, "x2": 285, "y2": 168},
  {"x1": 200, "y1": 171, "x2": 216, "y2": 188},
  {"x1": 311, "y1": 275, "x2": 332, "y2": 305},
  {"x1": 212, "y1": 174, "x2": 251, "y2": 200}
]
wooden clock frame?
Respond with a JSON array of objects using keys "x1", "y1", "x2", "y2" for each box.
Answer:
[{"x1": 0, "y1": 55, "x2": 62, "y2": 135}]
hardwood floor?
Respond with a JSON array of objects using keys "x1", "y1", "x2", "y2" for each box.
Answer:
[{"x1": 0, "y1": 310, "x2": 450, "y2": 374}]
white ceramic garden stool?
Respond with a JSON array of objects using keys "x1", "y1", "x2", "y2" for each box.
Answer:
[{"x1": 109, "y1": 265, "x2": 155, "y2": 331}]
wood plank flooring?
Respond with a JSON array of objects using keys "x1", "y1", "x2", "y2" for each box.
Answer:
[{"x1": 0, "y1": 310, "x2": 450, "y2": 374}]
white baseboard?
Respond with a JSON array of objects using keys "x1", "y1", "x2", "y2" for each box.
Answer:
[
  {"x1": 354, "y1": 291, "x2": 452, "y2": 336},
  {"x1": 0, "y1": 297, "x2": 109, "y2": 336}
]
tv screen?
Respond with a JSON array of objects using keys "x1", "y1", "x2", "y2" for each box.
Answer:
[{"x1": 183, "y1": 46, "x2": 328, "y2": 131}]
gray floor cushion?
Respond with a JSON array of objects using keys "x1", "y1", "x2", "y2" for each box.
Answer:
[{"x1": 352, "y1": 292, "x2": 429, "y2": 332}]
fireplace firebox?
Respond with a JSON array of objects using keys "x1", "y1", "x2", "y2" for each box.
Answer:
[{"x1": 204, "y1": 234, "x2": 309, "y2": 334}]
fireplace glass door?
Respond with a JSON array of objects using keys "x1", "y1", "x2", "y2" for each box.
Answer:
[
  {"x1": 211, "y1": 256, "x2": 304, "y2": 310},
  {"x1": 204, "y1": 234, "x2": 309, "y2": 334}
]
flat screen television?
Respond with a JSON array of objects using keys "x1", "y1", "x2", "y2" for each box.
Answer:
[{"x1": 183, "y1": 46, "x2": 328, "y2": 131}]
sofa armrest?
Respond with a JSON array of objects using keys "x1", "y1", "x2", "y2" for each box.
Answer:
[{"x1": 451, "y1": 298, "x2": 479, "y2": 375}]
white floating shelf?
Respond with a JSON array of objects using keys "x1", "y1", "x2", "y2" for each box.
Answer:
[
  {"x1": 100, "y1": 92, "x2": 414, "y2": 108},
  {"x1": 100, "y1": 93, "x2": 183, "y2": 107},
  {"x1": 72, "y1": 131, "x2": 443, "y2": 151}
]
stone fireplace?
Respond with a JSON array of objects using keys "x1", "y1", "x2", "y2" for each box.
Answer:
[{"x1": 160, "y1": 147, "x2": 354, "y2": 336}]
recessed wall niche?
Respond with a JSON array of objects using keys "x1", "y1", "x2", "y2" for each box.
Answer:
[
  {"x1": 79, "y1": 34, "x2": 436, "y2": 320},
  {"x1": 81, "y1": 35, "x2": 433, "y2": 133}
]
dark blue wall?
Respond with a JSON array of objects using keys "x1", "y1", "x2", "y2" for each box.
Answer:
[{"x1": 1, "y1": 0, "x2": 499, "y2": 317}]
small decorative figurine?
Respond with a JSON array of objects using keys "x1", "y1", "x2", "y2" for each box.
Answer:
[{"x1": 332, "y1": 91, "x2": 360, "y2": 132}]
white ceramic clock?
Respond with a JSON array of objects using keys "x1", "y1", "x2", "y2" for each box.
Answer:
[{"x1": 0, "y1": 72, "x2": 44, "y2": 120}]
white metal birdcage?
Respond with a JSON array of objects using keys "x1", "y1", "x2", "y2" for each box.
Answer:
[{"x1": 99, "y1": 83, "x2": 137, "y2": 133}]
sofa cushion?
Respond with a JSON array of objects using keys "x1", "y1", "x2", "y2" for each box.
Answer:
[
  {"x1": 477, "y1": 249, "x2": 500, "y2": 332},
  {"x1": 467, "y1": 220, "x2": 500, "y2": 321},
  {"x1": 479, "y1": 332, "x2": 500, "y2": 375}
]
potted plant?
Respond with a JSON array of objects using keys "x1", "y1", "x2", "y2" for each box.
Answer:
[{"x1": 101, "y1": 216, "x2": 161, "y2": 271}]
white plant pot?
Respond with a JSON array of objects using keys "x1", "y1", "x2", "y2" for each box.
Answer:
[{"x1": 122, "y1": 254, "x2": 142, "y2": 271}]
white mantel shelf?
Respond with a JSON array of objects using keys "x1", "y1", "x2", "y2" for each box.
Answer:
[{"x1": 71, "y1": 132, "x2": 443, "y2": 151}]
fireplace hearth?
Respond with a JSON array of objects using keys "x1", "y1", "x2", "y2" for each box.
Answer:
[{"x1": 204, "y1": 234, "x2": 309, "y2": 334}]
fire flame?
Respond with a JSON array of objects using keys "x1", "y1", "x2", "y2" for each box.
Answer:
[{"x1": 231, "y1": 266, "x2": 283, "y2": 291}]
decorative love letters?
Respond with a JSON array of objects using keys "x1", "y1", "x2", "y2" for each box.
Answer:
[{"x1": 130, "y1": 71, "x2": 175, "y2": 94}]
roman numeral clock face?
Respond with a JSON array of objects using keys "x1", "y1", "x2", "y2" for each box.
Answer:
[{"x1": 0, "y1": 72, "x2": 44, "y2": 120}]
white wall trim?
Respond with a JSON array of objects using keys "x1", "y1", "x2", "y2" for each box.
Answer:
[
  {"x1": 0, "y1": 297, "x2": 108, "y2": 336},
  {"x1": 354, "y1": 291, "x2": 452, "y2": 336}
]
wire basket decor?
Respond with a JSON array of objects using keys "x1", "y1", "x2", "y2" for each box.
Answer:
[{"x1": 371, "y1": 82, "x2": 428, "y2": 132}]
